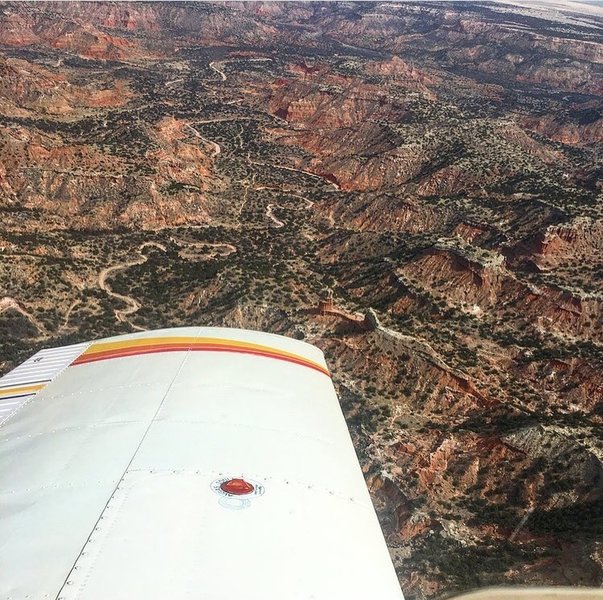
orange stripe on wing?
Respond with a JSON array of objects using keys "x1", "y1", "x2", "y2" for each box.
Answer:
[
  {"x1": 79, "y1": 336, "x2": 315, "y2": 365},
  {"x1": 72, "y1": 341, "x2": 330, "y2": 377},
  {"x1": 71, "y1": 345, "x2": 190, "y2": 365}
]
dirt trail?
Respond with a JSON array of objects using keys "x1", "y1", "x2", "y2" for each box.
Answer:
[
  {"x1": 288, "y1": 193, "x2": 314, "y2": 209},
  {"x1": 209, "y1": 61, "x2": 227, "y2": 82},
  {"x1": 59, "y1": 299, "x2": 79, "y2": 333},
  {"x1": 265, "y1": 203, "x2": 284, "y2": 228},
  {"x1": 198, "y1": 241, "x2": 237, "y2": 255},
  {"x1": 254, "y1": 186, "x2": 315, "y2": 210},
  {"x1": 166, "y1": 77, "x2": 184, "y2": 87},
  {"x1": 196, "y1": 117, "x2": 256, "y2": 125},
  {"x1": 236, "y1": 176, "x2": 255, "y2": 224},
  {"x1": 187, "y1": 124, "x2": 221, "y2": 157},
  {"x1": 2, "y1": 295, "x2": 82, "y2": 339},
  {"x1": 209, "y1": 57, "x2": 272, "y2": 83},
  {"x1": 170, "y1": 235, "x2": 237, "y2": 260},
  {"x1": 254, "y1": 186, "x2": 315, "y2": 228},
  {"x1": 250, "y1": 160, "x2": 340, "y2": 191},
  {"x1": 98, "y1": 241, "x2": 166, "y2": 332},
  {"x1": 0, "y1": 296, "x2": 47, "y2": 335},
  {"x1": 187, "y1": 116, "x2": 262, "y2": 160}
]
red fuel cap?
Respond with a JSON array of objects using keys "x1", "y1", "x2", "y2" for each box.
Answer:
[{"x1": 220, "y1": 478, "x2": 255, "y2": 496}]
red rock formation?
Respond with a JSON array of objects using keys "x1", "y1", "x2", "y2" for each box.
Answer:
[
  {"x1": 0, "y1": 56, "x2": 131, "y2": 115},
  {"x1": 509, "y1": 218, "x2": 603, "y2": 270},
  {"x1": 401, "y1": 246, "x2": 602, "y2": 341},
  {"x1": 0, "y1": 6, "x2": 143, "y2": 60},
  {"x1": 522, "y1": 113, "x2": 603, "y2": 146},
  {"x1": 365, "y1": 55, "x2": 437, "y2": 100}
]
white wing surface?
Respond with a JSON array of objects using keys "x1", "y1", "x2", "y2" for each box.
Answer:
[{"x1": 0, "y1": 326, "x2": 403, "y2": 600}]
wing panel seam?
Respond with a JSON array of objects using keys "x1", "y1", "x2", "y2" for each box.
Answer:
[{"x1": 53, "y1": 348, "x2": 192, "y2": 600}]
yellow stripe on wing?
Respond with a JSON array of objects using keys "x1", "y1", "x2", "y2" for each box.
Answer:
[
  {"x1": 0, "y1": 383, "x2": 46, "y2": 398},
  {"x1": 81, "y1": 336, "x2": 197, "y2": 355}
]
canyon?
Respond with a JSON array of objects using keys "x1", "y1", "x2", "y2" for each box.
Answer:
[{"x1": 0, "y1": 1, "x2": 602, "y2": 598}]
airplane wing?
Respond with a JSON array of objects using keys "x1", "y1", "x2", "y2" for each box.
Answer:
[{"x1": 0, "y1": 327, "x2": 403, "y2": 600}]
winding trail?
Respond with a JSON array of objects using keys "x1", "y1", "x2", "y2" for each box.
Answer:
[
  {"x1": 209, "y1": 57, "x2": 272, "y2": 83},
  {"x1": 98, "y1": 241, "x2": 166, "y2": 332},
  {"x1": 170, "y1": 236, "x2": 237, "y2": 260},
  {"x1": 186, "y1": 116, "x2": 264, "y2": 160},
  {"x1": 187, "y1": 124, "x2": 221, "y2": 157},
  {"x1": 59, "y1": 299, "x2": 79, "y2": 333},
  {"x1": 265, "y1": 204, "x2": 284, "y2": 228},
  {"x1": 287, "y1": 193, "x2": 314, "y2": 209},
  {"x1": 2, "y1": 295, "x2": 82, "y2": 339},
  {"x1": 196, "y1": 241, "x2": 237, "y2": 255},
  {"x1": 255, "y1": 186, "x2": 314, "y2": 210},
  {"x1": 254, "y1": 186, "x2": 315, "y2": 228},
  {"x1": 0, "y1": 296, "x2": 47, "y2": 335},
  {"x1": 209, "y1": 61, "x2": 227, "y2": 82}
]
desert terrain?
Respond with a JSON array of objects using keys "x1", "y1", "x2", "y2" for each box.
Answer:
[{"x1": 0, "y1": 2, "x2": 602, "y2": 597}]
